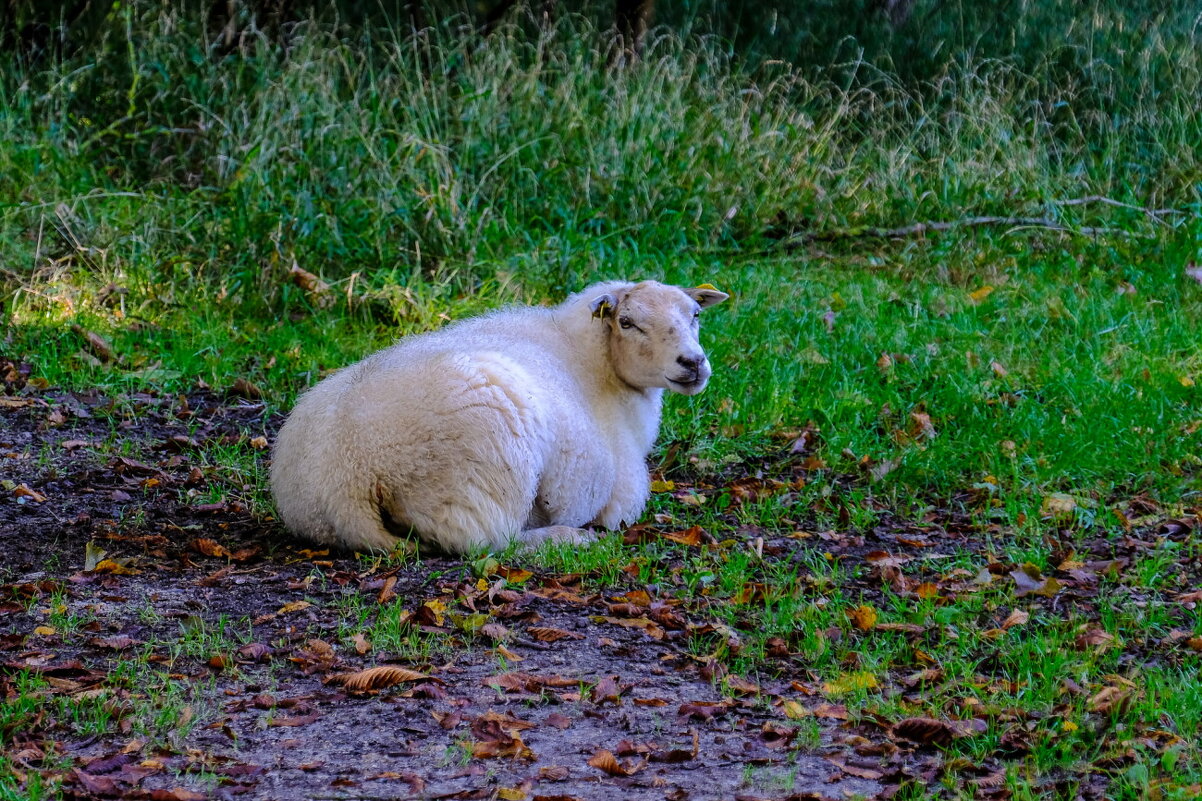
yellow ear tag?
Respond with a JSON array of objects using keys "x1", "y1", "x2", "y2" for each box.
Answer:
[
  {"x1": 696, "y1": 283, "x2": 718, "y2": 291},
  {"x1": 592, "y1": 300, "x2": 612, "y2": 320}
]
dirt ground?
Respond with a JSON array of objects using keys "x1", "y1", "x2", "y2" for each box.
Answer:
[{"x1": 3, "y1": 366, "x2": 1099, "y2": 800}]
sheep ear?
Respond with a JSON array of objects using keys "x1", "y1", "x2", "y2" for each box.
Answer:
[
  {"x1": 589, "y1": 293, "x2": 617, "y2": 320},
  {"x1": 685, "y1": 284, "x2": 729, "y2": 309}
]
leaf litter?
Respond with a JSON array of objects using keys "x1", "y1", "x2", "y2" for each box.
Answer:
[{"x1": 3, "y1": 367, "x2": 1201, "y2": 799}]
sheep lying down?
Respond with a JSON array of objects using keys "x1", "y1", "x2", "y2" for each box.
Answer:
[{"x1": 270, "y1": 280, "x2": 728, "y2": 554}]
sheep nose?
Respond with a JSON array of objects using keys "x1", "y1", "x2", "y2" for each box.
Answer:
[{"x1": 677, "y1": 355, "x2": 703, "y2": 373}]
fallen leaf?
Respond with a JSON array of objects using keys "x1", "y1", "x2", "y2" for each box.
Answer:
[
  {"x1": 1001, "y1": 609, "x2": 1030, "y2": 630},
  {"x1": 228, "y1": 378, "x2": 263, "y2": 400},
  {"x1": 969, "y1": 285, "x2": 994, "y2": 304},
  {"x1": 724, "y1": 675, "x2": 760, "y2": 696},
  {"x1": 847, "y1": 605, "x2": 878, "y2": 631},
  {"x1": 71, "y1": 325, "x2": 116, "y2": 363},
  {"x1": 1010, "y1": 565, "x2": 1062, "y2": 598},
  {"x1": 91, "y1": 559, "x2": 139, "y2": 575},
  {"x1": 587, "y1": 749, "x2": 645, "y2": 777},
  {"x1": 822, "y1": 671, "x2": 878, "y2": 696},
  {"x1": 13, "y1": 484, "x2": 47, "y2": 503},
  {"x1": 340, "y1": 666, "x2": 429, "y2": 693},
  {"x1": 662, "y1": 526, "x2": 705, "y2": 546},
  {"x1": 1088, "y1": 685, "x2": 1132, "y2": 714},
  {"x1": 191, "y1": 538, "x2": 230, "y2": 558},
  {"x1": 1041, "y1": 493, "x2": 1077, "y2": 517},
  {"x1": 289, "y1": 263, "x2": 330, "y2": 294},
  {"x1": 782, "y1": 700, "x2": 809, "y2": 719},
  {"x1": 277, "y1": 600, "x2": 312, "y2": 615},
  {"x1": 915, "y1": 582, "x2": 940, "y2": 600},
  {"x1": 891, "y1": 717, "x2": 956, "y2": 746},
  {"x1": 528, "y1": 626, "x2": 584, "y2": 643}
]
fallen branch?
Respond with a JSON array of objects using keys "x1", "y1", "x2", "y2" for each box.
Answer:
[
  {"x1": 1052, "y1": 195, "x2": 1184, "y2": 219},
  {"x1": 782, "y1": 215, "x2": 1135, "y2": 247}
]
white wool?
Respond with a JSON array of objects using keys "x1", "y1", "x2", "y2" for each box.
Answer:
[{"x1": 269, "y1": 280, "x2": 727, "y2": 553}]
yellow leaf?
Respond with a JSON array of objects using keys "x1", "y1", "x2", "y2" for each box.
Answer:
[
  {"x1": 847, "y1": 605, "x2": 878, "y2": 631},
  {"x1": 1041, "y1": 493, "x2": 1077, "y2": 517},
  {"x1": 782, "y1": 700, "x2": 810, "y2": 719},
  {"x1": 277, "y1": 600, "x2": 312, "y2": 614},
  {"x1": 1062, "y1": 720, "x2": 1079, "y2": 732},
  {"x1": 1180, "y1": 376, "x2": 1195, "y2": 387},
  {"x1": 92, "y1": 559, "x2": 139, "y2": 575},
  {"x1": 34, "y1": 626, "x2": 56, "y2": 636},
  {"x1": 423, "y1": 599, "x2": 448, "y2": 626},
  {"x1": 823, "y1": 671, "x2": 879, "y2": 696},
  {"x1": 915, "y1": 582, "x2": 940, "y2": 600},
  {"x1": 498, "y1": 789, "x2": 526, "y2": 801},
  {"x1": 969, "y1": 285, "x2": 995, "y2": 304},
  {"x1": 84, "y1": 541, "x2": 107, "y2": 572},
  {"x1": 650, "y1": 480, "x2": 676, "y2": 493}
]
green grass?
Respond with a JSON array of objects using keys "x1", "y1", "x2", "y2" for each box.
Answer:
[{"x1": 3, "y1": 5, "x2": 1202, "y2": 799}]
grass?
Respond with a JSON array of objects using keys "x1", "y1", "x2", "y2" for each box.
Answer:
[{"x1": 2, "y1": 3, "x2": 1202, "y2": 799}]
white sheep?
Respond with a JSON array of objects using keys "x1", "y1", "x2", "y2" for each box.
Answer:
[{"x1": 269, "y1": 280, "x2": 728, "y2": 554}]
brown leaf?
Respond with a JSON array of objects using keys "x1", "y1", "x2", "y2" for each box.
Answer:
[
  {"x1": 545, "y1": 713, "x2": 573, "y2": 730},
  {"x1": 1001, "y1": 609, "x2": 1030, "y2": 630},
  {"x1": 340, "y1": 666, "x2": 429, "y2": 693},
  {"x1": 1088, "y1": 685, "x2": 1132, "y2": 714},
  {"x1": 1010, "y1": 565, "x2": 1062, "y2": 598},
  {"x1": 91, "y1": 635, "x2": 138, "y2": 651},
  {"x1": 228, "y1": 378, "x2": 263, "y2": 400},
  {"x1": 590, "y1": 675, "x2": 626, "y2": 705},
  {"x1": 289, "y1": 262, "x2": 330, "y2": 294},
  {"x1": 587, "y1": 749, "x2": 645, "y2": 777},
  {"x1": 377, "y1": 575, "x2": 397, "y2": 604},
  {"x1": 891, "y1": 717, "x2": 956, "y2": 747},
  {"x1": 678, "y1": 700, "x2": 731, "y2": 721},
  {"x1": 72, "y1": 325, "x2": 116, "y2": 363},
  {"x1": 237, "y1": 642, "x2": 274, "y2": 662},
  {"x1": 149, "y1": 790, "x2": 209, "y2": 801},
  {"x1": 908, "y1": 411, "x2": 937, "y2": 440},
  {"x1": 1074, "y1": 628, "x2": 1117, "y2": 651},
  {"x1": 528, "y1": 626, "x2": 584, "y2": 643},
  {"x1": 484, "y1": 672, "x2": 579, "y2": 693},
  {"x1": 191, "y1": 538, "x2": 230, "y2": 558},
  {"x1": 724, "y1": 675, "x2": 761, "y2": 696},
  {"x1": 593, "y1": 615, "x2": 665, "y2": 640},
  {"x1": 268, "y1": 711, "x2": 321, "y2": 727},
  {"x1": 13, "y1": 483, "x2": 48, "y2": 503},
  {"x1": 663, "y1": 526, "x2": 705, "y2": 546}
]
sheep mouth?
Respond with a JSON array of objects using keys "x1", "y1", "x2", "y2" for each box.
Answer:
[{"x1": 667, "y1": 375, "x2": 706, "y2": 393}]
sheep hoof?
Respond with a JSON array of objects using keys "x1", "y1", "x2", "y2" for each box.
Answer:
[{"x1": 517, "y1": 525, "x2": 598, "y2": 549}]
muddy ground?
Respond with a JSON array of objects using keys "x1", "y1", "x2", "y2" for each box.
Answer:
[{"x1": 5, "y1": 367, "x2": 1165, "y2": 799}]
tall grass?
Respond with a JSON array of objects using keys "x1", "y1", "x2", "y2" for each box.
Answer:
[
  {"x1": 2, "y1": 7, "x2": 1199, "y2": 299},
  {"x1": 2, "y1": 6, "x2": 1199, "y2": 515}
]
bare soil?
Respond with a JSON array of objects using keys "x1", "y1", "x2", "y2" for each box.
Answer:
[{"x1": 1, "y1": 381, "x2": 898, "y2": 801}]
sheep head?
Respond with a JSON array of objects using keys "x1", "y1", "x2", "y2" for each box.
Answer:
[{"x1": 589, "y1": 281, "x2": 729, "y2": 396}]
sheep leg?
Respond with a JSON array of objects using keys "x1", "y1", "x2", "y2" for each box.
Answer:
[{"x1": 513, "y1": 525, "x2": 598, "y2": 549}]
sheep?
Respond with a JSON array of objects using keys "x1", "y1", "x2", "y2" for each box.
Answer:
[{"x1": 269, "y1": 280, "x2": 728, "y2": 554}]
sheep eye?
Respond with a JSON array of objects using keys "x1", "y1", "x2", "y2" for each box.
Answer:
[
  {"x1": 619, "y1": 317, "x2": 634, "y2": 329},
  {"x1": 692, "y1": 310, "x2": 701, "y2": 321}
]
